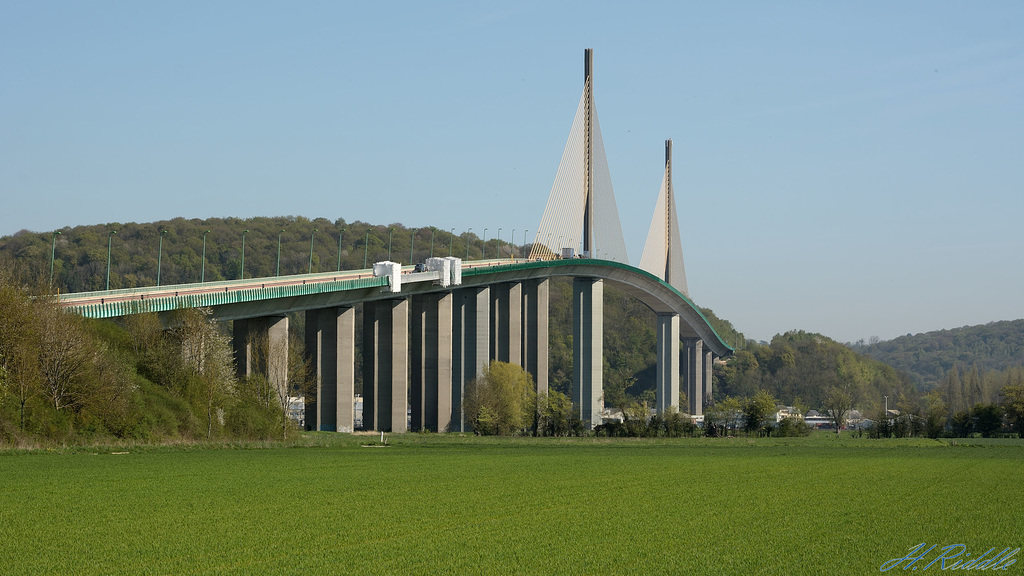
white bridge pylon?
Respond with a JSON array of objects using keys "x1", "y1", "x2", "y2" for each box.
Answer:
[
  {"x1": 639, "y1": 139, "x2": 688, "y2": 297},
  {"x1": 529, "y1": 49, "x2": 629, "y2": 264}
]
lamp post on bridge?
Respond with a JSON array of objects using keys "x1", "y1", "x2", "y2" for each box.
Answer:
[
  {"x1": 337, "y1": 227, "x2": 346, "y2": 271},
  {"x1": 240, "y1": 229, "x2": 248, "y2": 280},
  {"x1": 201, "y1": 230, "x2": 210, "y2": 283},
  {"x1": 363, "y1": 230, "x2": 371, "y2": 269},
  {"x1": 49, "y1": 231, "x2": 61, "y2": 287},
  {"x1": 156, "y1": 229, "x2": 168, "y2": 286},
  {"x1": 483, "y1": 228, "x2": 488, "y2": 260},
  {"x1": 523, "y1": 229, "x2": 529, "y2": 259},
  {"x1": 511, "y1": 228, "x2": 515, "y2": 260},
  {"x1": 409, "y1": 229, "x2": 416, "y2": 265},
  {"x1": 497, "y1": 228, "x2": 503, "y2": 260},
  {"x1": 308, "y1": 228, "x2": 318, "y2": 274},
  {"x1": 465, "y1": 228, "x2": 472, "y2": 260},
  {"x1": 276, "y1": 229, "x2": 285, "y2": 276},
  {"x1": 105, "y1": 230, "x2": 117, "y2": 291},
  {"x1": 387, "y1": 228, "x2": 394, "y2": 261},
  {"x1": 448, "y1": 228, "x2": 455, "y2": 257},
  {"x1": 429, "y1": 227, "x2": 435, "y2": 259}
]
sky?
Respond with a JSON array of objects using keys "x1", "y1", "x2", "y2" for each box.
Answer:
[{"x1": 2, "y1": 1, "x2": 1023, "y2": 344}]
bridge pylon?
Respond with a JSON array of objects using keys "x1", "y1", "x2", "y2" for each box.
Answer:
[
  {"x1": 640, "y1": 139, "x2": 688, "y2": 296},
  {"x1": 529, "y1": 49, "x2": 628, "y2": 263}
]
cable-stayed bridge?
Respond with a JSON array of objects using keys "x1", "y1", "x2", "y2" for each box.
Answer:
[{"x1": 58, "y1": 49, "x2": 731, "y2": 432}]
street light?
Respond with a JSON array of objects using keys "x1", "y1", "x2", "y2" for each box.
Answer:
[
  {"x1": 364, "y1": 230, "x2": 371, "y2": 268},
  {"x1": 276, "y1": 229, "x2": 285, "y2": 276},
  {"x1": 156, "y1": 230, "x2": 168, "y2": 286},
  {"x1": 105, "y1": 230, "x2": 117, "y2": 290},
  {"x1": 49, "y1": 231, "x2": 61, "y2": 287},
  {"x1": 429, "y1": 227, "x2": 435, "y2": 259},
  {"x1": 511, "y1": 229, "x2": 515, "y2": 260},
  {"x1": 465, "y1": 228, "x2": 472, "y2": 260},
  {"x1": 337, "y1": 228, "x2": 346, "y2": 271},
  {"x1": 498, "y1": 228, "x2": 503, "y2": 260},
  {"x1": 201, "y1": 230, "x2": 210, "y2": 283},
  {"x1": 523, "y1": 229, "x2": 529, "y2": 259},
  {"x1": 409, "y1": 229, "x2": 416, "y2": 265},
  {"x1": 308, "y1": 228, "x2": 318, "y2": 274},
  {"x1": 240, "y1": 229, "x2": 248, "y2": 280},
  {"x1": 448, "y1": 228, "x2": 455, "y2": 257},
  {"x1": 387, "y1": 228, "x2": 394, "y2": 261},
  {"x1": 483, "y1": 228, "x2": 488, "y2": 260}
]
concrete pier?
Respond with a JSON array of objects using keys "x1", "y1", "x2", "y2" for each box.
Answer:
[
  {"x1": 655, "y1": 313, "x2": 680, "y2": 414},
  {"x1": 361, "y1": 299, "x2": 409, "y2": 432},
  {"x1": 451, "y1": 286, "x2": 489, "y2": 432},
  {"x1": 304, "y1": 306, "x2": 355, "y2": 432},
  {"x1": 489, "y1": 283, "x2": 522, "y2": 366},
  {"x1": 572, "y1": 277, "x2": 603, "y2": 428},
  {"x1": 521, "y1": 279, "x2": 549, "y2": 396},
  {"x1": 411, "y1": 293, "x2": 453, "y2": 432},
  {"x1": 233, "y1": 315, "x2": 289, "y2": 403},
  {"x1": 684, "y1": 338, "x2": 704, "y2": 416},
  {"x1": 704, "y1": 349, "x2": 714, "y2": 408}
]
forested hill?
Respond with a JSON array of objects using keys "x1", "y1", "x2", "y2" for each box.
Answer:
[
  {"x1": 850, "y1": 320, "x2": 1024, "y2": 388},
  {"x1": 0, "y1": 216, "x2": 512, "y2": 294}
]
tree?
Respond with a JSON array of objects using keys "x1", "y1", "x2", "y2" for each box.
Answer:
[
  {"x1": 744, "y1": 390, "x2": 777, "y2": 436},
  {"x1": 923, "y1": 390, "x2": 948, "y2": 439},
  {"x1": 537, "y1": 389, "x2": 576, "y2": 436},
  {"x1": 169, "y1": 308, "x2": 235, "y2": 438},
  {"x1": 463, "y1": 362, "x2": 537, "y2": 436},
  {"x1": 35, "y1": 299, "x2": 91, "y2": 413},
  {"x1": 823, "y1": 385, "x2": 855, "y2": 434},
  {"x1": 972, "y1": 403, "x2": 1003, "y2": 438},
  {"x1": 1001, "y1": 379, "x2": 1024, "y2": 437},
  {"x1": 704, "y1": 395, "x2": 742, "y2": 437},
  {"x1": 950, "y1": 410, "x2": 973, "y2": 438}
]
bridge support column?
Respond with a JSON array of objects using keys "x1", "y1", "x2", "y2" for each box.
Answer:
[
  {"x1": 521, "y1": 279, "x2": 549, "y2": 396},
  {"x1": 704, "y1": 349, "x2": 714, "y2": 408},
  {"x1": 572, "y1": 277, "x2": 603, "y2": 428},
  {"x1": 490, "y1": 283, "x2": 522, "y2": 366},
  {"x1": 361, "y1": 299, "x2": 409, "y2": 432},
  {"x1": 655, "y1": 313, "x2": 680, "y2": 414},
  {"x1": 304, "y1": 306, "x2": 355, "y2": 432},
  {"x1": 451, "y1": 286, "x2": 489, "y2": 432},
  {"x1": 411, "y1": 293, "x2": 453, "y2": 432},
  {"x1": 684, "y1": 338, "x2": 704, "y2": 416},
  {"x1": 233, "y1": 315, "x2": 289, "y2": 405}
]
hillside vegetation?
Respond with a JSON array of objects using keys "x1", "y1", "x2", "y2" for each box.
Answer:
[{"x1": 851, "y1": 319, "x2": 1024, "y2": 388}]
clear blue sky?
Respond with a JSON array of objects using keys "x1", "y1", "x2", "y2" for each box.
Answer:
[{"x1": 2, "y1": 1, "x2": 1022, "y2": 343}]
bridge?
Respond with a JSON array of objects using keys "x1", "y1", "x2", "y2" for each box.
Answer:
[{"x1": 57, "y1": 49, "x2": 732, "y2": 432}]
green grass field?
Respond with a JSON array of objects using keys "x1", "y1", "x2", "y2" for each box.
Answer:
[{"x1": 2, "y1": 434, "x2": 1022, "y2": 575}]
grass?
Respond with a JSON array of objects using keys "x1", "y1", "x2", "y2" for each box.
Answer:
[{"x1": 1, "y1": 433, "x2": 1022, "y2": 575}]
